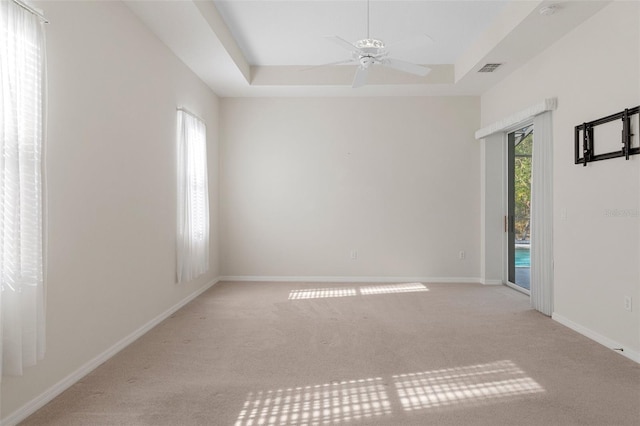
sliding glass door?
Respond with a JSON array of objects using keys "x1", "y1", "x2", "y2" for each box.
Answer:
[{"x1": 507, "y1": 125, "x2": 533, "y2": 292}]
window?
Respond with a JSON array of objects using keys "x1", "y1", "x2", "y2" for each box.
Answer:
[
  {"x1": 0, "y1": 0, "x2": 46, "y2": 376},
  {"x1": 176, "y1": 109, "x2": 209, "y2": 283},
  {"x1": 507, "y1": 124, "x2": 533, "y2": 293}
]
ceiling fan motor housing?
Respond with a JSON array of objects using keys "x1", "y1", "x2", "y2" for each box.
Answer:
[{"x1": 358, "y1": 55, "x2": 376, "y2": 68}]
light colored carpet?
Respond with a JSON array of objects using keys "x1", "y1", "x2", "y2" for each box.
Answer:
[{"x1": 21, "y1": 281, "x2": 640, "y2": 425}]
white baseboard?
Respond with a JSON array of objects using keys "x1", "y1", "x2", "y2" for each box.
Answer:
[
  {"x1": 480, "y1": 279, "x2": 503, "y2": 285},
  {"x1": 552, "y1": 313, "x2": 640, "y2": 364},
  {"x1": 1, "y1": 277, "x2": 221, "y2": 426},
  {"x1": 219, "y1": 275, "x2": 482, "y2": 284}
]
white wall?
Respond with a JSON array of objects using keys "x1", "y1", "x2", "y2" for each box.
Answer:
[
  {"x1": 1, "y1": 1, "x2": 220, "y2": 421},
  {"x1": 220, "y1": 97, "x2": 480, "y2": 280},
  {"x1": 481, "y1": 2, "x2": 640, "y2": 354}
]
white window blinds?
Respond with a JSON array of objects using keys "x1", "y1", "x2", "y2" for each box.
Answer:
[
  {"x1": 0, "y1": 0, "x2": 46, "y2": 376},
  {"x1": 176, "y1": 110, "x2": 209, "y2": 283}
]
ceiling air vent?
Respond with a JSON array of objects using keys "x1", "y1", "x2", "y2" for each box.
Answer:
[{"x1": 478, "y1": 63, "x2": 502, "y2": 73}]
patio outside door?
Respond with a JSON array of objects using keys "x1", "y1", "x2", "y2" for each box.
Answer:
[{"x1": 507, "y1": 125, "x2": 532, "y2": 292}]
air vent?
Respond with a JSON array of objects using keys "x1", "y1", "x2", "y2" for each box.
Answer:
[{"x1": 478, "y1": 63, "x2": 502, "y2": 73}]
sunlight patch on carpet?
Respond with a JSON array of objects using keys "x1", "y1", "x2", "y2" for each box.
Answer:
[
  {"x1": 234, "y1": 378, "x2": 391, "y2": 426},
  {"x1": 360, "y1": 283, "x2": 429, "y2": 295},
  {"x1": 287, "y1": 283, "x2": 429, "y2": 300},
  {"x1": 288, "y1": 287, "x2": 357, "y2": 300},
  {"x1": 235, "y1": 361, "x2": 544, "y2": 424},
  {"x1": 392, "y1": 360, "x2": 545, "y2": 412}
]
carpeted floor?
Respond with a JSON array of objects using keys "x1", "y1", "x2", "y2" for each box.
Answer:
[{"x1": 21, "y1": 281, "x2": 640, "y2": 425}]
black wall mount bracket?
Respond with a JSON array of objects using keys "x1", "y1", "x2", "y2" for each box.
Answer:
[{"x1": 575, "y1": 106, "x2": 639, "y2": 166}]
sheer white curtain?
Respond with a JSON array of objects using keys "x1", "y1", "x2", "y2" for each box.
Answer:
[
  {"x1": 530, "y1": 111, "x2": 554, "y2": 315},
  {"x1": 176, "y1": 110, "x2": 209, "y2": 283},
  {"x1": 0, "y1": 0, "x2": 46, "y2": 376}
]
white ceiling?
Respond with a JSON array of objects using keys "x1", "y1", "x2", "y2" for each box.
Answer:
[
  {"x1": 124, "y1": 0, "x2": 610, "y2": 97},
  {"x1": 213, "y1": 1, "x2": 507, "y2": 66}
]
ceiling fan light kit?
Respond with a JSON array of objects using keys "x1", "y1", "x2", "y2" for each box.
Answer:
[{"x1": 355, "y1": 38, "x2": 385, "y2": 49}]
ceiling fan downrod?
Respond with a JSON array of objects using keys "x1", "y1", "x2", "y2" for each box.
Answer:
[{"x1": 367, "y1": 0, "x2": 370, "y2": 39}]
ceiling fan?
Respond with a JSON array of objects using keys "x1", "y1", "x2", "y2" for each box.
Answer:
[{"x1": 321, "y1": 0, "x2": 432, "y2": 88}]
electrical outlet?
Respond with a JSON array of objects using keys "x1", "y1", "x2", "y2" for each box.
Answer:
[
  {"x1": 624, "y1": 296, "x2": 632, "y2": 312},
  {"x1": 350, "y1": 250, "x2": 358, "y2": 260},
  {"x1": 459, "y1": 250, "x2": 466, "y2": 260}
]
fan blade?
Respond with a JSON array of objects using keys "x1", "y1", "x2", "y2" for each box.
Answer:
[
  {"x1": 299, "y1": 59, "x2": 356, "y2": 72},
  {"x1": 352, "y1": 66, "x2": 369, "y2": 88},
  {"x1": 325, "y1": 35, "x2": 360, "y2": 53},
  {"x1": 382, "y1": 58, "x2": 431, "y2": 77}
]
